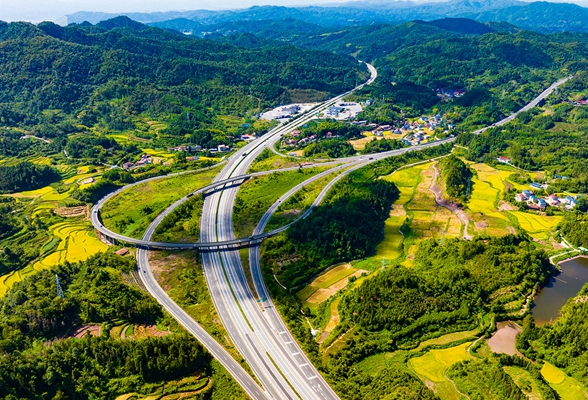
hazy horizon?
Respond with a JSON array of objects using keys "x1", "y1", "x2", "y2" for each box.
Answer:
[{"x1": 2, "y1": 0, "x2": 588, "y2": 24}]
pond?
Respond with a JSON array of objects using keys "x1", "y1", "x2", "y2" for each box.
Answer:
[{"x1": 531, "y1": 256, "x2": 588, "y2": 326}]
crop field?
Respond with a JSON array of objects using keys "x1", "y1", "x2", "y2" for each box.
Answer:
[
  {"x1": 541, "y1": 362, "x2": 588, "y2": 399},
  {"x1": 409, "y1": 342, "x2": 473, "y2": 382},
  {"x1": 412, "y1": 330, "x2": 479, "y2": 352},
  {"x1": 296, "y1": 264, "x2": 366, "y2": 309},
  {"x1": 0, "y1": 221, "x2": 107, "y2": 297},
  {"x1": 101, "y1": 168, "x2": 220, "y2": 239},
  {"x1": 503, "y1": 366, "x2": 543, "y2": 400},
  {"x1": 507, "y1": 211, "x2": 561, "y2": 240},
  {"x1": 32, "y1": 222, "x2": 107, "y2": 269}
]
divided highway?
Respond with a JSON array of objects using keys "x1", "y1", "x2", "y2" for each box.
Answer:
[{"x1": 89, "y1": 68, "x2": 572, "y2": 399}]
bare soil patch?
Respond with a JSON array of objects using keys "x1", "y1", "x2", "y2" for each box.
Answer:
[
  {"x1": 68, "y1": 325, "x2": 101, "y2": 338},
  {"x1": 54, "y1": 205, "x2": 89, "y2": 218},
  {"x1": 487, "y1": 321, "x2": 521, "y2": 356},
  {"x1": 498, "y1": 200, "x2": 518, "y2": 211},
  {"x1": 429, "y1": 163, "x2": 472, "y2": 239},
  {"x1": 129, "y1": 324, "x2": 172, "y2": 339}
]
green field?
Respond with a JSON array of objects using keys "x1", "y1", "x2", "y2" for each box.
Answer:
[
  {"x1": 233, "y1": 167, "x2": 331, "y2": 238},
  {"x1": 507, "y1": 211, "x2": 562, "y2": 240},
  {"x1": 264, "y1": 168, "x2": 347, "y2": 232},
  {"x1": 409, "y1": 342, "x2": 474, "y2": 382},
  {"x1": 503, "y1": 366, "x2": 544, "y2": 400},
  {"x1": 541, "y1": 362, "x2": 588, "y2": 399},
  {"x1": 101, "y1": 168, "x2": 220, "y2": 239},
  {"x1": 296, "y1": 263, "x2": 360, "y2": 305},
  {"x1": 0, "y1": 167, "x2": 108, "y2": 297}
]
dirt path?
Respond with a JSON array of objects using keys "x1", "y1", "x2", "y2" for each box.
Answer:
[{"x1": 430, "y1": 164, "x2": 472, "y2": 240}]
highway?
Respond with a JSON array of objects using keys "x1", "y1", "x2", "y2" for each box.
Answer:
[
  {"x1": 88, "y1": 68, "x2": 572, "y2": 399},
  {"x1": 192, "y1": 64, "x2": 380, "y2": 400}
]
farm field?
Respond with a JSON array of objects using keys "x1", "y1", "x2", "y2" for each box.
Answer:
[
  {"x1": 380, "y1": 162, "x2": 464, "y2": 265},
  {"x1": 296, "y1": 263, "x2": 366, "y2": 309},
  {"x1": 503, "y1": 366, "x2": 544, "y2": 400},
  {"x1": 100, "y1": 167, "x2": 221, "y2": 239},
  {"x1": 409, "y1": 342, "x2": 473, "y2": 382},
  {"x1": 0, "y1": 167, "x2": 109, "y2": 296},
  {"x1": 0, "y1": 221, "x2": 107, "y2": 297},
  {"x1": 541, "y1": 362, "x2": 588, "y2": 399},
  {"x1": 506, "y1": 211, "x2": 562, "y2": 240}
]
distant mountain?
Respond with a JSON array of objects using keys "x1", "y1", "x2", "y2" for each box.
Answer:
[{"x1": 63, "y1": 0, "x2": 588, "y2": 33}]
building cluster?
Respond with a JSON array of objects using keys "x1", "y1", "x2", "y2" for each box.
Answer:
[
  {"x1": 123, "y1": 154, "x2": 152, "y2": 170},
  {"x1": 515, "y1": 189, "x2": 579, "y2": 211},
  {"x1": 281, "y1": 129, "x2": 328, "y2": 148},
  {"x1": 572, "y1": 99, "x2": 588, "y2": 106},
  {"x1": 372, "y1": 115, "x2": 453, "y2": 146},
  {"x1": 323, "y1": 102, "x2": 363, "y2": 120},
  {"x1": 260, "y1": 103, "x2": 317, "y2": 121},
  {"x1": 436, "y1": 88, "x2": 466, "y2": 100}
]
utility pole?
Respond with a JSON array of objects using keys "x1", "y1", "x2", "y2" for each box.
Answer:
[
  {"x1": 382, "y1": 257, "x2": 386, "y2": 270},
  {"x1": 441, "y1": 229, "x2": 446, "y2": 245},
  {"x1": 55, "y1": 274, "x2": 64, "y2": 299}
]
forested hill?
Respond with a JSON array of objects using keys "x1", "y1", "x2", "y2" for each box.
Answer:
[{"x1": 0, "y1": 16, "x2": 366, "y2": 120}]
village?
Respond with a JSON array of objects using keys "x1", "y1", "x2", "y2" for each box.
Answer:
[
  {"x1": 497, "y1": 156, "x2": 582, "y2": 211},
  {"x1": 278, "y1": 112, "x2": 455, "y2": 153}
]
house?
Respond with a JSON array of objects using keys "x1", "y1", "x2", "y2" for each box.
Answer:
[
  {"x1": 497, "y1": 156, "x2": 511, "y2": 164},
  {"x1": 564, "y1": 196, "x2": 578, "y2": 209},
  {"x1": 326, "y1": 131, "x2": 333, "y2": 138},
  {"x1": 115, "y1": 248, "x2": 129, "y2": 256},
  {"x1": 530, "y1": 182, "x2": 544, "y2": 190},
  {"x1": 547, "y1": 194, "x2": 560, "y2": 206},
  {"x1": 241, "y1": 134, "x2": 256, "y2": 141},
  {"x1": 218, "y1": 144, "x2": 230, "y2": 152},
  {"x1": 327, "y1": 106, "x2": 344, "y2": 116},
  {"x1": 523, "y1": 190, "x2": 533, "y2": 197},
  {"x1": 122, "y1": 162, "x2": 134, "y2": 170},
  {"x1": 515, "y1": 193, "x2": 528, "y2": 202},
  {"x1": 528, "y1": 195, "x2": 538, "y2": 203},
  {"x1": 281, "y1": 105, "x2": 300, "y2": 114},
  {"x1": 538, "y1": 199, "x2": 547, "y2": 209}
]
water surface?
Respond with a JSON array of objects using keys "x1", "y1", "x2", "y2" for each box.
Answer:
[{"x1": 531, "y1": 256, "x2": 588, "y2": 326}]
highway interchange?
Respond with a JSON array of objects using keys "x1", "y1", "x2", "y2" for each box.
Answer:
[{"x1": 90, "y1": 64, "x2": 571, "y2": 399}]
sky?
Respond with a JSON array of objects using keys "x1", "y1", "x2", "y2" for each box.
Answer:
[{"x1": 2, "y1": 0, "x2": 588, "y2": 23}]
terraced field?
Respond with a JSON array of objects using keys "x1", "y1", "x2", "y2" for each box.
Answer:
[
  {"x1": 409, "y1": 342, "x2": 474, "y2": 383},
  {"x1": 541, "y1": 362, "x2": 588, "y2": 399},
  {"x1": 0, "y1": 221, "x2": 107, "y2": 296},
  {"x1": 507, "y1": 211, "x2": 562, "y2": 240}
]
